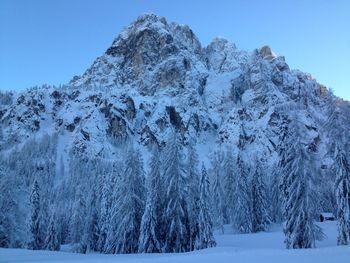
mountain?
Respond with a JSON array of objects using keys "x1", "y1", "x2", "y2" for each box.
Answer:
[{"x1": 0, "y1": 13, "x2": 349, "y2": 249}]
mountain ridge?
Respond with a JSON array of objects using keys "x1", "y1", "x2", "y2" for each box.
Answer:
[{"x1": 1, "y1": 14, "x2": 346, "y2": 160}]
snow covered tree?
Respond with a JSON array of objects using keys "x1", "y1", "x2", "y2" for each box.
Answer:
[
  {"x1": 334, "y1": 148, "x2": 350, "y2": 245},
  {"x1": 210, "y1": 150, "x2": 225, "y2": 233},
  {"x1": 282, "y1": 135, "x2": 322, "y2": 249},
  {"x1": 270, "y1": 165, "x2": 283, "y2": 223},
  {"x1": 270, "y1": 114, "x2": 289, "y2": 223},
  {"x1": 0, "y1": 166, "x2": 20, "y2": 248},
  {"x1": 74, "y1": 184, "x2": 100, "y2": 254},
  {"x1": 324, "y1": 90, "x2": 350, "y2": 155},
  {"x1": 195, "y1": 164, "x2": 216, "y2": 249},
  {"x1": 325, "y1": 96, "x2": 350, "y2": 246},
  {"x1": 45, "y1": 214, "x2": 60, "y2": 251},
  {"x1": 97, "y1": 172, "x2": 111, "y2": 252},
  {"x1": 186, "y1": 141, "x2": 200, "y2": 250},
  {"x1": 54, "y1": 180, "x2": 70, "y2": 245},
  {"x1": 138, "y1": 145, "x2": 162, "y2": 253},
  {"x1": 28, "y1": 179, "x2": 43, "y2": 250},
  {"x1": 233, "y1": 155, "x2": 252, "y2": 233},
  {"x1": 69, "y1": 185, "x2": 87, "y2": 245},
  {"x1": 223, "y1": 148, "x2": 236, "y2": 224},
  {"x1": 85, "y1": 189, "x2": 100, "y2": 252},
  {"x1": 163, "y1": 132, "x2": 190, "y2": 252},
  {"x1": 104, "y1": 144, "x2": 145, "y2": 254},
  {"x1": 251, "y1": 163, "x2": 271, "y2": 232}
]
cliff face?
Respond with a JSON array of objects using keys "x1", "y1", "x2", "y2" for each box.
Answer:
[{"x1": 0, "y1": 14, "x2": 347, "y2": 170}]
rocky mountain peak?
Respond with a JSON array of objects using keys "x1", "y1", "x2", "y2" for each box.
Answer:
[
  {"x1": 131, "y1": 13, "x2": 168, "y2": 27},
  {"x1": 107, "y1": 13, "x2": 170, "y2": 55},
  {"x1": 70, "y1": 13, "x2": 203, "y2": 91}
]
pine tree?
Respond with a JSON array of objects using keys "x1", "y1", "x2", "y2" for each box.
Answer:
[
  {"x1": 45, "y1": 214, "x2": 60, "y2": 251},
  {"x1": 97, "y1": 173, "x2": 110, "y2": 252},
  {"x1": 104, "y1": 144, "x2": 145, "y2": 254},
  {"x1": 223, "y1": 149, "x2": 236, "y2": 224},
  {"x1": 210, "y1": 150, "x2": 225, "y2": 233},
  {"x1": 0, "y1": 167, "x2": 18, "y2": 248},
  {"x1": 324, "y1": 90, "x2": 350, "y2": 154},
  {"x1": 28, "y1": 179, "x2": 43, "y2": 250},
  {"x1": 233, "y1": 155, "x2": 252, "y2": 233},
  {"x1": 138, "y1": 145, "x2": 162, "y2": 253},
  {"x1": 282, "y1": 136, "x2": 321, "y2": 249},
  {"x1": 251, "y1": 163, "x2": 271, "y2": 232},
  {"x1": 163, "y1": 132, "x2": 190, "y2": 252},
  {"x1": 186, "y1": 141, "x2": 200, "y2": 251},
  {"x1": 270, "y1": 166, "x2": 283, "y2": 223},
  {"x1": 98, "y1": 164, "x2": 118, "y2": 252},
  {"x1": 86, "y1": 189, "x2": 100, "y2": 252},
  {"x1": 270, "y1": 114, "x2": 289, "y2": 223},
  {"x1": 69, "y1": 185, "x2": 86, "y2": 245},
  {"x1": 325, "y1": 97, "x2": 350, "y2": 246},
  {"x1": 195, "y1": 164, "x2": 216, "y2": 249},
  {"x1": 334, "y1": 147, "x2": 350, "y2": 245}
]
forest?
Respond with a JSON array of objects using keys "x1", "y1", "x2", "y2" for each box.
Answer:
[{"x1": 0, "y1": 91, "x2": 349, "y2": 254}]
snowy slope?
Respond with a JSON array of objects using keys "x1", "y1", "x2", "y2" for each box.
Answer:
[{"x1": 1, "y1": 222, "x2": 349, "y2": 263}]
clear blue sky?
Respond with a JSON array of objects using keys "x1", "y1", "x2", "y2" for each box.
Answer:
[{"x1": 0, "y1": 0, "x2": 349, "y2": 100}]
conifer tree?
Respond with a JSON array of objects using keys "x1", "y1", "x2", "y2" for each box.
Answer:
[
  {"x1": 223, "y1": 149, "x2": 236, "y2": 224},
  {"x1": 138, "y1": 145, "x2": 162, "y2": 253},
  {"x1": 270, "y1": 165, "x2": 283, "y2": 223},
  {"x1": 270, "y1": 114, "x2": 289, "y2": 223},
  {"x1": 282, "y1": 133, "x2": 322, "y2": 249},
  {"x1": 195, "y1": 164, "x2": 216, "y2": 249},
  {"x1": 69, "y1": 185, "x2": 86, "y2": 245},
  {"x1": 233, "y1": 155, "x2": 252, "y2": 233},
  {"x1": 104, "y1": 144, "x2": 145, "y2": 254},
  {"x1": 97, "y1": 173, "x2": 110, "y2": 252},
  {"x1": 186, "y1": 141, "x2": 200, "y2": 250},
  {"x1": 45, "y1": 214, "x2": 60, "y2": 251},
  {"x1": 210, "y1": 150, "x2": 225, "y2": 233},
  {"x1": 28, "y1": 179, "x2": 43, "y2": 250},
  {"x1": 251, "y1": 163, "x2": 271, "y2": 232},
  {"x1": 334, "y1": 147, "x2": 350, "y2": 245},
  {"x1": 85, "y1": 189, "x2": 99, "y2": 252},
  {"x1": 0, "y1": 167, "x2": 18, "y2": 248},
  {"x1": 163, "y1": 132, "x2": 189, "y2": 252},
  {"x1": 325, "y1": 97, "x2": 350, "y2": 246}
]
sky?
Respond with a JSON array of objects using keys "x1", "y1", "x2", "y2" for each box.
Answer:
[{"x1": 0, "y1": 0, "x2": 349, "y2": 100}]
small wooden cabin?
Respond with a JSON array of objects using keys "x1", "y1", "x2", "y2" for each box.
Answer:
[{"x1": 319, "y1": 212, "x2": 335, "y2": 222}]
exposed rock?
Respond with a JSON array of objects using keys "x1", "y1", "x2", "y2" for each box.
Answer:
[
  {"x1": 166, "y1": 106, "x2": 183, "y2": 129},
  {"x1": 66, "y1": 123, "x2": 75, "y2": 132},
  {"x1": 125, "y1": 97, "x2": 136, "y2": 119},
  {"x1": 81, "y1": 129, "x2": 90, "y2": 141},
  {"x1": 271, "y1": 68, "x2": 283, "y2": 86},
  {"x1": 259, "y1": 45, "x2": 276, "y2": 60},
  {"x1": 107, "y1": 115, "x2": 127, "y2": 141},
  {"x1": 74, "y1": 116, "x2": 81, "y2": 124}
]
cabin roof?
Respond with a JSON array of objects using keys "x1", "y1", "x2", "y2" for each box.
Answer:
[{"x1": 320, "y1": 212, "x2": 334, "y2": 217}]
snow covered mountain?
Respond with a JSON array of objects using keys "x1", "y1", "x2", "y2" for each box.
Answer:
[
  {"x1": 2, "y1": 14, "x2": 346, "y2": 161},
  {"x1": 0, "y1": 13, "x2": 349, "y2": 249}
]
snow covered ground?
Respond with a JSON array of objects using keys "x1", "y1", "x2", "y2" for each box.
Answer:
[{"x1": 1, "y1": 221, "x2": 350, "y2": 263}]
